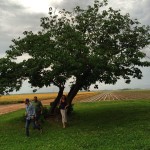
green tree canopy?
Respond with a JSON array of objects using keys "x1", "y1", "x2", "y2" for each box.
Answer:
[{"x1": 0, "y1": 0, "x2": 150, "y2": 105}]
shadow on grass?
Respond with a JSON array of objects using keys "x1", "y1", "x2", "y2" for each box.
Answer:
[
  {"x1": 0, "y1": 101, "x2": 150, "y2": 150},
  {"x1": 71, "y1": 101, "x2": 150, "y2": 129}
]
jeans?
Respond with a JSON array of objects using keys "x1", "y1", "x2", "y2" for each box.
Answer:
[{"x1": 25, "y1": 119, "x2": 41, "y2": 136}]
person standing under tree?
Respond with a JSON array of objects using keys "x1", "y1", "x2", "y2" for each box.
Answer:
[
  {"x1": 58, "y1": 95, "x2": 69, "y2": 128},
  {"x1": 25, "y1": 98, "x2": 42, "y2": 137},
  {"x1": 32, "y1": 96, "x2": 43, "y2": 129}
]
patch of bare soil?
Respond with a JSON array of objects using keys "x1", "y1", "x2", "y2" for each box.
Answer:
[{"x1": 0, "y1": 99, "x2": 53, "y2": 115}]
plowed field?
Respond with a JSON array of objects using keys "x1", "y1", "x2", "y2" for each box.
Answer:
[
  {"x1": 0, "y1": 90, "x2": 150, "y2": 115},
  {"x1": 80, "y1": 90, "x2": 150, "y2": 102}
]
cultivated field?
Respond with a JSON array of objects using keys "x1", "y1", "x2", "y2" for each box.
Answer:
[
  {"x1": 0, "y1": 91, "x2": 98, "y2": 104},
  {"x1": 0, "y1": 93, "x2": 55, "y2": 104},
  {"x1": 80, "y1": 90, "x2": 150, "y2": 102},
  {"x1": 0, "y1": 90, "x2": 150, "y2": 115},
  {"x1": 0, "y1": 90, "x2": 150, "y2": 104},
  {"x1": 0, "y1": 91, "x2": 98, "y2": 115}
]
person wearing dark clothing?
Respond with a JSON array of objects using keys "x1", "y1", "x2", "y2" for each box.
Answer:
[
  {"x1": 58, "y1": 95, "x2": 69, "y2": 128},
  {"x1": 32, "y1": 96, "x2": 43, "y2": 129}
]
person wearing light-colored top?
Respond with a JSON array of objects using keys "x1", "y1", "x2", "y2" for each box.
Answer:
[{"x1": 25, "y1": 98, "x2": 42, "y2": 137}]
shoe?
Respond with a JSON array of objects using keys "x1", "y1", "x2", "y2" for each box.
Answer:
[{"x1": 63, "y1": 123, "x2": 66, "y2": 128}]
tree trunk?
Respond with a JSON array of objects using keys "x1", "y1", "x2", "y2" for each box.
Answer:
[
  {"x1": 67, "y1": 83, "x2": 81, "y2": 105},
  {"x1": 50, "y1": 86, "x2": 64, "y2": 114},
  {"x1": 67, "y1": 70, "x2": 90, "y2": 105}
]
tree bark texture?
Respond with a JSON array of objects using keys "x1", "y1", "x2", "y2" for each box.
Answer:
[{"x1": 50, "y1": 86, "x2": 64, "y2": 114}]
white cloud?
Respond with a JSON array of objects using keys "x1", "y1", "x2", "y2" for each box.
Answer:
[
  {"x1": 17, "y1": 0, "x2": 50, "y2": 13},
  {"x1": 13, "y1": 0, "x2": 64, "y2": 13}
]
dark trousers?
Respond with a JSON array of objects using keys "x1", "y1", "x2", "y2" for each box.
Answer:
[
  {"x1": 35, "y1": 112, "x2": 42, "y2": 127},
  {"x1": 25, "y1": 119, "x2": 41, "y2": 136}
]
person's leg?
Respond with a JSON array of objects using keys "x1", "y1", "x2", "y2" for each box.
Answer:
[
  {"x1": 32, "y1": 116, "x2": 42, "y2": 133},
  {"x1": 35, "y1": 113, "x2": 42, "y2": 128},
  {"x1": 64, "y1": 109, "x2": 68, "y2": 127},
  {"x1": 25, "y1": 119, "x2": 31, "y2": 137},
  {"x1": 60, "y1": 109, "x2": 66, "y2": 128},
  {"x1": 32, "y1": 118, "x2": 37, "y2": 129},
  {"x1": 64, "y1": 109, "x2": 67, "y2": 123}
]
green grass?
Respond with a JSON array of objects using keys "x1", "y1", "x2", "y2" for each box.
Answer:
[{"x1": 0, "y1": 100, "x2": 150, "y2": 150}]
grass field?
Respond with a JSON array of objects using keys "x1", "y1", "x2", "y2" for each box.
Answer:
[{"x1": 0, "y1": 100, "x2": 150, "y2": 150}]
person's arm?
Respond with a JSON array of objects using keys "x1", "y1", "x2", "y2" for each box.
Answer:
[
  {"x1": 40, "y1": 101, "x2": 43, "y2": 113},
  {"x1": 25, "y1": 107, "x2": 27, "y2": 117},
  {"x1": 65, "y1": 103, "x2": 69, "y2": 109}
]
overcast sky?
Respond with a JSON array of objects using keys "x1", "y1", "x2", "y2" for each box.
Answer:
[{"x1": 0, "y1": 0, "x2": 150, "y2": 94}]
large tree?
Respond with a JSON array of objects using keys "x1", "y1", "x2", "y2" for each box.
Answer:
[{"x1": 0, "y1": 0, "x2": 150, "y2": 106}]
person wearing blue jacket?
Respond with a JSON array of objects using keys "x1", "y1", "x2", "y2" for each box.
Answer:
[{"x1": 25, "y1": 98, "x2": 42, "y2": 137}]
